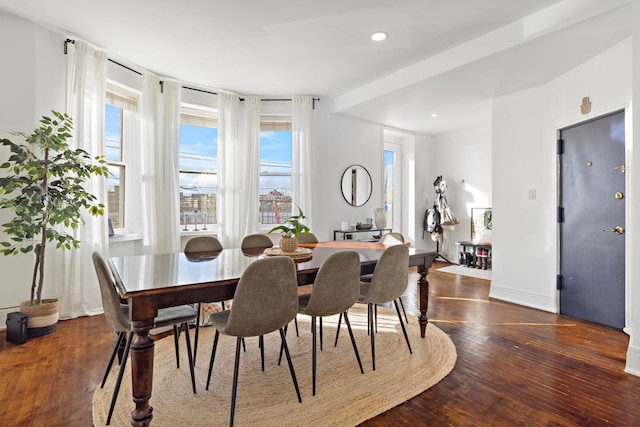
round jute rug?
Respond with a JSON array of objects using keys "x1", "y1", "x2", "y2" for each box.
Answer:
[{"x1": 93, "y1": 304, "x2": 456, "y2": 426}]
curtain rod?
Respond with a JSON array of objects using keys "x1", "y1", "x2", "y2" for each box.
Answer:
[
  {"x1": 64, "y1": 39, "x2": 319, "y2": 109},
  {"x1": 65, "y1": 38, "x2": 142, "y2": 76}
]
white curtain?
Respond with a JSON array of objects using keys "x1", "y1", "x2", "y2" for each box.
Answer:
[
  {"x1": 292, "y1": 96, "x2": 313, "y2": 229},
  {"x1": 140, "y1": 76, "x2": 181, "y2": 254},
  {"x1": 217, "y1": 94, "x2": 260, "y2": 248},
  {"x1": 54, "y1": 40, "x2": 107, "y2": 319}
]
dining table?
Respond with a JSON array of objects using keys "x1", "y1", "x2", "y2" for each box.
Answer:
[{"x1": 108, "y1": 241, "x2": 437, "y2": 426}]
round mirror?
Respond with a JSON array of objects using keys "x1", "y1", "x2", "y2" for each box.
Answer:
[{"x1": 341, "y1": 164, "x2": 372, "y2": 207}]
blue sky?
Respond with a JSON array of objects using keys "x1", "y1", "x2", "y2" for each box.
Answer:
[{"x1": 179, "y1": 124, "x2": 292, "y2": 195}]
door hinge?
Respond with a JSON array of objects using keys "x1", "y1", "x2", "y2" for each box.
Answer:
[
  {"x1": 557, "y1": 275, "x2": 563, "y2": 290},
  {"x1": 557, "y1": 206, "x2": 564, "y2": 223},
  {"x1": 557, "y1": 139, "x2": 564, "y2": 155}
]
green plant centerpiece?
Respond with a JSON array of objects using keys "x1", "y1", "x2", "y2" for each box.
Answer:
[
  {"x1": 0, "y1": 111, "x2": 109, "y2": 337},
  {"x1": 268, "y1": 205, "x2": 310, "y2": 253}
]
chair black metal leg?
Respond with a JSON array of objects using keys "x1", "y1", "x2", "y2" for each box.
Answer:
[
  {"x1": 394, "y1": 299, "x2": 412, "y2": 355},
  {"x1": 294, "y1": 316, "x2": 299, "y2": 337},
  {"x1": 369, "y1": 303, "x2": 376, "y2": 371},
  {"x1": 102, "y1": 331, "x2": 125, "y2": 388},
  {"x1": 229, "y1": 337, "x2": 242, "y2": 427},
  {"x1": 319, "y1": 316, "x2": 323, "y2": 351},
  {"x1": 206, "y1": 330, "x2": 220, "y2": 390},
  {"x1": 182, "y1": 323, "x2": 196, "y2": 394},
  {"x1": 107, "y1": 331, "x2": 133, "y2": 425},
  {"x1": 194, "y1": 302, "x2": 201, "y2": 366},
  {"x1": 399, "y1": 297, "x2": 409, "y2": 323},
  {"x1": 343, "y1": 311, "x2": 364, "y2": 374},
  {"x1": 259, "y1": 335, "x2": 265, "y2": 371},
  {"x1": 279, "y1": 328, "x2": 302, "y2": 403},
  {"x1": 278, "y1": 324, "x2": 289, "y2": 366},
  {"x1": 374, "y1": 304, "x2": 378, "y2": 333},
  {"x1": 173, "y1": 324, "x2": 180, "y2": 369},
  {"x1": 334, "y1": 312, "x2": 342, "y2": 347},
  {"x1": 311, "y1": 316, "x2": 317, "y2": 395}
]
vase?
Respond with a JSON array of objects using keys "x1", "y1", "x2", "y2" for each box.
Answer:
[
  {"x1": 374, "y1": 208, "x2": 387, "y2": 229},
  {"x1": 280, "y1": 236, "x2": 299, "y2": 253},
  {"x1": 19, "y1": 298, "x2": 60, "y2": 337}
]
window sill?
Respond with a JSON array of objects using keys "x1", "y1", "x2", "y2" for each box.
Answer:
[
  {"x1": 180, "y1": 230, "x2": 218, "y2": 237},
  {"x1": 108, "y1": 233, "x2": 143, "y2": 243}
]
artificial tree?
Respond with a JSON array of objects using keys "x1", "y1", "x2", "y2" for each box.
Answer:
[{"x1": 0, "y1": 111, "x2": 108, "y2": 307}]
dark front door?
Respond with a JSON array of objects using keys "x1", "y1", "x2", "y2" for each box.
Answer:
[{"x1": 558, "y1": 110, "x2": 625, "y2": 329}]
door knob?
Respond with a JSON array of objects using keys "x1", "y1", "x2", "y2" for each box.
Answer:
[{"x1": 602, "y1": 226, "x2": 624, "y2": 235}]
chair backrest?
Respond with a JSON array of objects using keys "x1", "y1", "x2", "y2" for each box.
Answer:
[
  {"x1": 379, "y1": 232, "x2": 405, "y2": 246},
  {"x1": 362, "y1": 244, "x2": 409, "y2": 304},
  {"x1": 302, "y1": 251, "x2": 360, "y2": 317},
  {"x1": 225, "y1": 257, "x2": 298, "y2": 337},
  {"x1": 296, "y1": 232, "x2": 319, "y2": 244},
  {"x1": 184, "y1": 236, "x2": 223, "y2": 252},
  {"x1": 92, "y1": 252, "x2": 130, "y2": 333},
  {"x1": 241, "y1": 234, "x2": 274, "y2": 249}
]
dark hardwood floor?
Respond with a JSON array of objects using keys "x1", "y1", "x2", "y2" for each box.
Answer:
[{"x1": 1, "y1": 261, "x2": 639, "y2": 426}]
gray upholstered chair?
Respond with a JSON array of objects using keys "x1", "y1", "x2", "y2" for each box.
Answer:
[
  {"x1": 205, "y1": 256, "x2": 302, "y2": 426},
  {"x1": 359, "y1": 232, "x2": 409, "y2": 324},
  {"x1": 92, "y1": 252, "x2": 197, "y2": 425},
  {"x1": 241, "y1": 233, "x2": 299, "y2": 337},
  {"x1": 358, "y1": 244, "x2": 412, "y2": 370},
  {"x1": 240, "y1": 233, "x2": 273, "y2": 249},
  {"x1": 184, "y1": 236, "x2": 224, "y2": 365},
  {"x1": 379, "y1": 232, "x2": 405, "y2": 245},
  {"x1": 297, "y1": 250, "x2": 364, "y2": 395},
  {"x1": 296, "y1": 232, "x2": 319, "y2": 244},
  {"x1": 184, "y1": 235, "x2": 223, "y2": 252}
]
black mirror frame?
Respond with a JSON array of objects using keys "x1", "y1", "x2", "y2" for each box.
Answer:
[{"x1": 340, "y1": 164, "x2": 372, "y2": 207}]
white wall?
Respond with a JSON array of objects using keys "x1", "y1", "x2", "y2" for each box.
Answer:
[
  {"x1": 625, "y1": 0, "x2": 640, "y2": 376},
  {"x1": 491, "y1": 37, "x2": 632, "y2": 313},
  {"x1": 0, "y1": 12, "x2": 67, "y2": 326},
  {"x1": 433, "y1": 126, "x2": 492, "y2": 260},
  {"x1": 309, "y1": 102, "x2": 435, "y2": 249}
]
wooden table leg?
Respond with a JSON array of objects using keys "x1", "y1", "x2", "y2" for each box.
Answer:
[
  {"x1": 418, "y1": 263, "x2": 429, "y2": 338},
  {"x1": 129, "y1": 301, "x2": 156, "y2": 426}
]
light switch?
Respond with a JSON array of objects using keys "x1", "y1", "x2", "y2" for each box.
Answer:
[{"x1": 527, "y1": 189, "x2": 536, "y2": 200}]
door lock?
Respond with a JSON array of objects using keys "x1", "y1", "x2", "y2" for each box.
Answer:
[{"x1": 602, "y1": 226, "x2": 624, "y2": 235}]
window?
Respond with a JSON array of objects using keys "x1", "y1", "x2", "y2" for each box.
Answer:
[
  {"x1": 259, "y1": 116, "x2": 292, "y2": 225},
  {"x1": 179, "y1": 107, "x2": 218, "y2": 231},
  {"x1": 105, "y1": 83, "x2": 137, "y2": 229}
]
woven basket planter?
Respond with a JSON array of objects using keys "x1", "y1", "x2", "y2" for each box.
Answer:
[
  {"x1": 19, "y1": 298, "x2": 60, "y2": 337},
  {"x1": 279, "y1": 236, "x2": 299, "y2": 253}
]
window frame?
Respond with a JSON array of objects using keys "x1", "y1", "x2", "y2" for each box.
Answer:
[{"x1": 179, "y1": 104, "x2": 219, "y2": 232}]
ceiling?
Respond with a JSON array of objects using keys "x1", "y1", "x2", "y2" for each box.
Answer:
[{"x1": 0, "y1": 0, "x2": 632, "y2": 135}]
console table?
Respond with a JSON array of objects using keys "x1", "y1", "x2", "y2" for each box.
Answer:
[{"x1": 333, "y1": 228, "x2": 391, "y2": 241}]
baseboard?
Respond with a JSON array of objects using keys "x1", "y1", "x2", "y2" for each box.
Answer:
[
  {"x1": 0, "y1": 306, "x2": 21, "y2": 331},
  {"x1": 489, "y1": 282, "x2": 556, "y2": 313},
  {"x1": 625, "y1": 343, "x2": 640, "y2": 377}
]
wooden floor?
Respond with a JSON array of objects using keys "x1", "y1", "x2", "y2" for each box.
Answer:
[{"x1": 1, "y1": 261, "x2": 639, "y2": 426}]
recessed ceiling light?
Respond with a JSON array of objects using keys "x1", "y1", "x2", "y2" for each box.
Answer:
[
  {"x1": 371, "y1": 31, "x2": 388, "y2": 42},
  {"x1": 431, "y1": 113, "x2": 439, "y2": 118}
]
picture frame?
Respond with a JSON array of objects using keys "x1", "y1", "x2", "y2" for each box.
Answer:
[{"x1": 471, "y1": 207, "x2": 492, "y2": 243}]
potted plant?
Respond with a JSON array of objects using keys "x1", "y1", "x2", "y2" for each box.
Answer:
[
  {"x1": 0, "y1": 111, "x2": 109, "y2": 337},
  {"x1": 268, "y1": 205, "x2": 310, "y2": 253}
]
